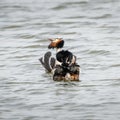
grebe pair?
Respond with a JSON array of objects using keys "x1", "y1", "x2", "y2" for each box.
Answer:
[{"x1": 39, "y1": 38, "x2": 80, "y2": 81}]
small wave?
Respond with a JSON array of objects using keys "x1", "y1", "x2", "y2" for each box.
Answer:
[
  {"x1": 109, "y1": 64, "x2": 120, "y2": 68},
  {"x1": 51, "y1": 1, "x2": 88, "y2": 10},
  {"x1": 90, "y1": 14, "x2": 112, "y2": 19},
  {"x1": 87, "y1": 49, "x2": 110, "y2": 55},
  {"x1": 1, "y1": 25, "x2": 22, "y2": 30},
  {"x1": 66, "y1": 1, "x2": 89, "y2": 5},
  {"x1": 52, "y1": 4, "x2": 67, "y2": 10}
]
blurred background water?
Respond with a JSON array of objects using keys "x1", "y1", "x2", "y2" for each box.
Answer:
[{"x1": 0, "y1": 0, "x2": 120, "y2": 120}]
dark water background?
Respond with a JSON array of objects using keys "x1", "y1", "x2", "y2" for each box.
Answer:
[{"x1": 0, "y1": 0, "x2": 120, "y2": 120}]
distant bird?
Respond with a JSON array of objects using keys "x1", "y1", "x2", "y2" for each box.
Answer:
[{"x1": 39, "y1": 38, "x2": 80, "y2": 81}]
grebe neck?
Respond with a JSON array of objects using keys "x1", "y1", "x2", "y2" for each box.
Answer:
[{"x1": 56, "y1": 48, "x2": 62, "y2": 53}]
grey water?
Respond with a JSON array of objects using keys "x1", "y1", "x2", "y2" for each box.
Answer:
[{"x1": 0, "y1": 0, "x2": 120, "y2": 120}]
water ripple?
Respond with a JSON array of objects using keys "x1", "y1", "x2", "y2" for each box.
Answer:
[{"x1": 0, "y1": 0, "x2": 120, "y2": 120}]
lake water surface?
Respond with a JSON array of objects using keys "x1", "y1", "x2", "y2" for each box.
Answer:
[{"x1": 0, "y1": 0, "x2": 120, "y2": 120}]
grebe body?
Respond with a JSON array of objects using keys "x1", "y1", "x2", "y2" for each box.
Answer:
[{"x1": 39, "y1": 38, "x2": 80, "y2": 81}]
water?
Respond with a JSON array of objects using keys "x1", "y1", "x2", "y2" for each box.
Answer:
[{"x1": 0, "y1": 0, "x2": 120, "y2": 119}]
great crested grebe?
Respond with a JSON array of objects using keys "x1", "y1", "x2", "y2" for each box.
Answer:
[{"x1": 39, "y1": 38, "x2": 80, "y2": 81}]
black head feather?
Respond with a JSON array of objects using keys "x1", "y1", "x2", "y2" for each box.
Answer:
[{"x1": 56, "y1": 50, "x2": 73, "y2": 66}]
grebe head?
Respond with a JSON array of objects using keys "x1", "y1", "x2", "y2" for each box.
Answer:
[{"x1": 48, "y1": 38, "x2": 64, "y2": 49}]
